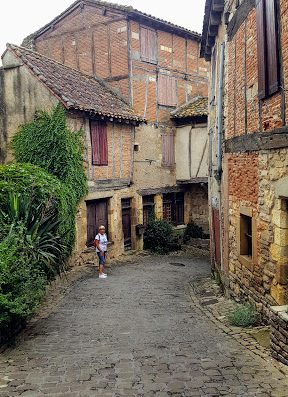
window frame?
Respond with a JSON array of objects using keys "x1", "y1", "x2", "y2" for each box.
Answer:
[
  {"x1": 90, "y1": 120, "x2": 108, "y2": 166},
  {"x1": 140, "y1": 26, "x2": 158, "y2": 64},
  {"x1": 163, "y1": 192, "x2": 184, "y2": 226},
  {"x1": 238, "y1": 206, "x2": 256, "y2": 269},
  {"x1": 143, "y1": 195, "x2": 155, "y2": 226}
]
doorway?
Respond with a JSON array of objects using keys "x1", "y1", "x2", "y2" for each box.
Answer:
[
  {"x1": 121, "y1": 198, "x2": 132, "y2": 250},
  {"x1": 86, "y1": 199, "x2": 108, "y2": 247}
]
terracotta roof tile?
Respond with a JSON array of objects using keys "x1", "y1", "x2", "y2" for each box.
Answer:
[
  {"x1": 6, "y1": 44, "x2": 144, "y2": 123},
  {"x1": 171, "y1": 97, "x2": 208, "y2": 119}
]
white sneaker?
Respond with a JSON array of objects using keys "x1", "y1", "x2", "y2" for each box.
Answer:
[{"x1": 99, "y1": 274, "x2": 107, "y2": 279}]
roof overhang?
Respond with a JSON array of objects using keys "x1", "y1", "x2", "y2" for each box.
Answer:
[{"x1": 200, "y1": 0, "x2": 224, "y2": 61}]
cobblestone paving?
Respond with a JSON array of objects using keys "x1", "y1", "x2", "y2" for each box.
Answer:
[{"x1": 1, "y1": 256, "x2": 288, "y2": 397}]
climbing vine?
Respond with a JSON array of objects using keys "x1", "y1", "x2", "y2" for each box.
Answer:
[{"x1": 11, "y1": 103, "x2": 88, "y2": 254}]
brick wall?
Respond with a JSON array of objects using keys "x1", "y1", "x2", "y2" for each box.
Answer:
[
  {"x1": 34, "y1": 4, "x2": 130, "y2": 98},
  {"x1": 228, "y1": 153, "x2": 258, "y2": 204},
  {"x1": 32, "y1": 2, "x2": 208, "y2": 124},
  {"x1": 226, "y1": 2, "x2": 288, "y2": 138}
]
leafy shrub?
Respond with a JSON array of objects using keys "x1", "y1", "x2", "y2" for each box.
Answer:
[
  {"x1": 0, "y1": 163, "x2": 72, "y2": 258},
  {"x1": 1, "y1": 194, "x2": 65, "y2": 277},
  {"x1": 228, "y1": 303, "x2": 259, "y2": 327},
  {"x1": 0, "y1": 229, "x2": 47, "y2": 336},
  {"x1": 184, "y1": 221, "x2": 209, "y2": 242},
  {"x1": 144, "y1": 218, "x2": 174, "y2": 254},
  {"x1": 11, "y1": 104, "x2": 88, "y2": 254}
]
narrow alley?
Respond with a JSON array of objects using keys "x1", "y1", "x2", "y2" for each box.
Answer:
[{"x1": 0, "y1": 256, "x2": 287, "y2": 397}]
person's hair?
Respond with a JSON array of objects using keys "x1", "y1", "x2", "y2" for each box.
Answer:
[{"x1": 99, "y1": 225, "x2": 105, "y2": 230}]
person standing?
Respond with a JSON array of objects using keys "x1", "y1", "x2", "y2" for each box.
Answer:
[{"x1": 94, "y1": 225, "x2": 108, "y2": 279}]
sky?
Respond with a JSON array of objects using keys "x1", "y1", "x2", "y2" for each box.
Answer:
[{"x1": 0, "y1": 0, "x2": 206, "y2": 58}]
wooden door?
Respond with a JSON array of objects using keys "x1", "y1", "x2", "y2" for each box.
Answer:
[
  {"x1": 86, "y1": 199, "x2": 108, "y2": 247},
  {"x1": 121, "y1": 198, "x2": 132, "y2": 250},
  {"x1": 212, "y1": 208, "x2": 221, "y2": 267}
]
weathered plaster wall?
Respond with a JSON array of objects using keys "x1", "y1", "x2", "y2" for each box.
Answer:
[
  {"x1": 175, "y1": 124, "x2": 208, "y2": 181},
  {"x1": 1, "y1": 51, "x2": 58, "y2": 163},
  {"x1": 133, "y1": 123, "x2": 175, "y2": 190}
]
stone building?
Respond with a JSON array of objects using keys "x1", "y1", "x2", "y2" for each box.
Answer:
[
  {"x1": 201, "y1": 0, "x2": 288, "y2": 310},
  {"x1": 1, "y1": 0, "x2": 209, "y2": 257},
  {"x1": 1, "y1": 44, "x2": 145, "y2": 257}
]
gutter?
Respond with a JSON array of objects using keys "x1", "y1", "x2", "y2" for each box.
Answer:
[{"x1": 216, "y1": 41, "x2": 225, "y2": 180}]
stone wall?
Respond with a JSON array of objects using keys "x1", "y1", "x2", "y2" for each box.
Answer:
[
  {"x1": 226, "y1": 148, "x2": 288, "y2": 313},
  {"x1": 270, "y1": 305, "x2": 288, "y2": 366}
]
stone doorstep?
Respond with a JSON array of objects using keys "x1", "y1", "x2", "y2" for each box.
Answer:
[{"x1": 188, "y1": 279, "x2": 288, "y2": 375}]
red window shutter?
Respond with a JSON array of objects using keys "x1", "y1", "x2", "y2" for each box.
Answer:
[
  {"x1": 90, "y1": 121, "x2": 108, "y2": 166},
  {"x1": 256, "y1": 0, "x2": 267, "y2": 99},
  {"x1": 265, "y1": 0, "x2": 280, "y2": 96},
  {"x1": 99, "y1": 123, "x2": 108, "y2": 165}
]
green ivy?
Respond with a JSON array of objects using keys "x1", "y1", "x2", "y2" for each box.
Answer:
[{"x1": 11, "y1": 104, "x2": 88, "y2": 254}]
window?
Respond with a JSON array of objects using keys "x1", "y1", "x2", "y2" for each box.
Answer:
[
  {"x1": 90, "y1": 121, "x2": 108, "y2": 166},
  {"x1": 238, "y1": 206, "x2": 256, "y2": 269},
  {"x1": 163, "y1": 192, "x2": 184, "y2": 225},
  {"x1": 143, "y1": 195, "x2": 155, "y2": 225},
  {"x1": 162, "y1": 132, "x2": 175, "y2": 167},
  {"x1": 256, "y1": 0, "x2": 280, "y2": 99},
  {"x1": 140, "y1": 27, "x2": 157, "y2": 64},
  {"x1": 240, "y1": 214, "x2": 252, "y2": 258},
  {"x1": 158, "y1": 74, "x2": 177, "y2": 106}
]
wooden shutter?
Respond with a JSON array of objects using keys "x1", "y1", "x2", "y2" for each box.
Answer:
[
  {"x1": 265, "y1": 0, "x2": 279, "y2": 96},
  {"x1": 141, "y1": 27, "x2": 157, "y2": 63},
  {"x1": 256, "y1": 0, "x2": 267, "y2": 99},
  {"x1": 86, "y1": 202, "x2": 96, "y2": 246},
  {"x1": 162, "y1": 132, "x2": 168, "y2": 165},
  {"x1": 148, "y1": 29, "x2": 157, "y2": 63},
  {"x1": 162, "y1": 132, "x2": 174, "y2": 166},
  {"x1": 141, "y1": 27, "x2": 149, "y2": 62},
  {"x1": 90, "y1": 121, "x2": 108, "y2": 166},
  {"x1": 158, "y1": 75, "x2": 177, "y2": 106}
]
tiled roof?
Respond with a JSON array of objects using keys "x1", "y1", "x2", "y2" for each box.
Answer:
[
  {"x1": 22, "y1": 0, "x2": 200, "y2": 48},
  {"x1": 171, "y1": 97, "x2": 208, "y2": 119},
  {"x1": 5, "y1": 44, "x2": 144, "y2": 123}
]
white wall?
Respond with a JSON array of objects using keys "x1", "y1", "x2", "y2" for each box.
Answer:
[{"x1": 175, "y1": 124, "x2": 208, "y2": 181}]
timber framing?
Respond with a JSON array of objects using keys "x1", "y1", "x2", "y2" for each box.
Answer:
[
  {"x1": 201, "y1": 0, "x2": 224, "y2": 61},
  {"x1": 227, "y1": 0, "x2": 255, "y2": 41},
  {"x1": 22, "y1": 0, "x2": 200, "y2": 48},
  {"x1": 225, "y1": 128, "x2": 288, "y2": 153}
]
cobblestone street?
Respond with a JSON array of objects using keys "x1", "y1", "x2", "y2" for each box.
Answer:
[{"x1": 1, "y1": 255, "x2": 288, "y2": 397}]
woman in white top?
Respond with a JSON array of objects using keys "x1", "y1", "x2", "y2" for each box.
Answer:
[{"x1": 94, "y1": 225, "x2": 108, "y2": 279}]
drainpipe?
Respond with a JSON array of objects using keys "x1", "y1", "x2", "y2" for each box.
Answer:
[{"x1": 216, "y1": 42, "x2": 225, "y2": 180}]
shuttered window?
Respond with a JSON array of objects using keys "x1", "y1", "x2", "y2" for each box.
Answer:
[
  {"x1": 158, "y1": 74, "x2": 177, "y2": 106},
  {"x1": 140, "y1": 27, "x2": 157, "y2": 64},
  {"x1": 256, "y1": 0, "x2": 280, "y2": 99},
  {"x1": 90, "y1": 121, "x2": 108, "y2": 166},
  {"x1": 163, "y1": 193, "x2": 184, "y2": 225},
  {"x1": 162, "y1": 132, "x2": 175, "y2": 167}
]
